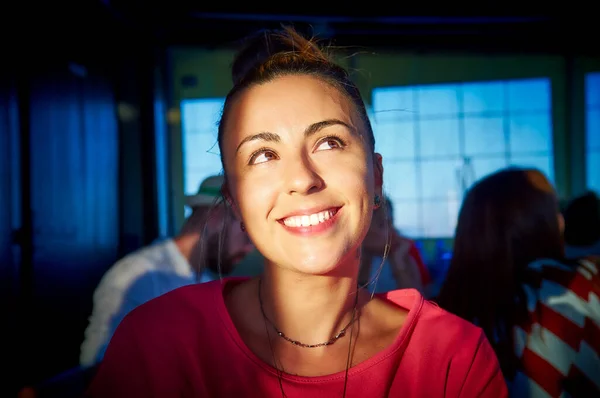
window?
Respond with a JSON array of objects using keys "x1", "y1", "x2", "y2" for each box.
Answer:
[
  {"x1": 181, "y1": 98, "x2": 225, "y2": 216},
  {"x1": 586, "y1": 72, "x2": 600, "y2": 194},
  {"x1": 371, "y1": 78, "x2": 553, "y2": 238}
]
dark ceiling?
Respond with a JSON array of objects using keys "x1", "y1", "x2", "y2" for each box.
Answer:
[
  {"x1": 92, "y1": 2, "x2": 596, "y2": 54},
  {"x1": 4, "y1": 1, "x2": 598, "y2": 56}
]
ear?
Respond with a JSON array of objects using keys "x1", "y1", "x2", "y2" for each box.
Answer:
[
  {"x1": 221, "y1": 181, "x2": 241, "y2": 219},
  {"x1": 373, "y1": 153, "x2": 384, "y2": 194}
]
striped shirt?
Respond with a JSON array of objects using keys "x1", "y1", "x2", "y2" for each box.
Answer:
[{"x1": 511, "y1": 258, "x2": 600, "y2": 397}]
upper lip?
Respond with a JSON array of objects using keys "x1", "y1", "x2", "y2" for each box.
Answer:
[{"x1": 278, "y1": 206, "x2": 342, "y2": 221}]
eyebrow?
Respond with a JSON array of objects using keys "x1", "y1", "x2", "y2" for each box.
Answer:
[{"x1": 235, "y1": 119, "x2": 356, "y2": 153}]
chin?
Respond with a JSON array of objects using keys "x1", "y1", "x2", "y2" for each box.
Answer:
[
  {"x1": 258, "y1": 234, "x2": 361, "y2": 277},
  {"x1": 286, "y1": 250, "x2": 355, "y2": 277},
  {"x1": 293, "y1": 262, "x2": 340, "y2": 276}
]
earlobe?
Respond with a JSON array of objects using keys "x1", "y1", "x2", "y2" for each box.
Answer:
[{"x1": 222, "y1": 182, "x2": 241, "y2": 219}]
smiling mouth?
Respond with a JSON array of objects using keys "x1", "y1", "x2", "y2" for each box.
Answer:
[{"x1": 279, "y1": 208, "x2": 340, "y2": 228}]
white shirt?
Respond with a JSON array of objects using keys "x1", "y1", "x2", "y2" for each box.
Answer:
[{"x1": 80, "y1": 239, "x2": 213, "y2": 367}]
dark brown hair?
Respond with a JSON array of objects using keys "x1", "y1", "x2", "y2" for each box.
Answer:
[
  {"x1": 437, "y1": 167, "x2": 565, "y2": 379},
  {"x1": 563, "y1": 191, "x2": 600, "y2": 247},
  {"x1": 217, "y1": 26, "x2": 375, "y2": 171}
]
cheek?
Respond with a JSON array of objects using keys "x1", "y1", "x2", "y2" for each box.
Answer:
[
  {"x1": 234, "y1": 176, "x2": 277, "y2": 222},
  {"x1": 335, "y1": 155, "x2": 374, "y2": 197}
]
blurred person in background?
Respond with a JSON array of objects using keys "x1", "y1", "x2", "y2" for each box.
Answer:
[
  {"x1": 563, "y1": 191, "x2": 600, "y2": 260},
  {"x1": 438, "y1": 167, "x2": 600, "y2": 397},
  {"x1": 79, "y1": 174, "x2": 254, "y2": 368}
]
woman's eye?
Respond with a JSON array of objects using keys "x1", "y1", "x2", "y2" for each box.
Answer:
[
  {"x1": 316, "y1": 137, "x2": 343, "y2": 151},
  {"x1": 251, "y1": 150, "x2": 277, "y2": 165}
]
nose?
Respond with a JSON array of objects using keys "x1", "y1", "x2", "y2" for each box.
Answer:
[{"x1": 285, "y1": 154, "x2": 324, "y2": 195}]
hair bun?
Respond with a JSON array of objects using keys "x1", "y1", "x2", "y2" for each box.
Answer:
[{"x1": 231, "y1": 26, "x2": 329, "y2": 86}]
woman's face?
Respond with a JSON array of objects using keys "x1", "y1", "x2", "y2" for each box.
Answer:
[{"x1": 221, "y1": 75, "x2": 383, "y2": 275}]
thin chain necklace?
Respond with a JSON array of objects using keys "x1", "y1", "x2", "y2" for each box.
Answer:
[
  {"x1": 258, "y1": 279, "x2": 357, "y2": 348},
  {"x1": 257, "y1": 278, "x2": 359, "y2": 397}
]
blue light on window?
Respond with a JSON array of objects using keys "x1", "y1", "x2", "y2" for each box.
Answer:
[
  {"x1": 462, "y1": 81, "x2": 504, "y2": 113},
  {"x1": 371, "y1": 86, "x2": 414, "y2": 122},
  {"x1": 417, "y1": 84, "x2": 460, "y2": 116},
  {"x1": 418, "y1": 119, "x2": 461, "y2": 158},
  {"x1": 181, "y1": 98, "x2": 226, "y2": 217},
  {"x1": 507, "y1": 78, "x2": 551, "y2": 113},
  {"x1": 464, "y1": 117, "x2": 505, "y2": 156},
  {"x1": 508, "y1": 114, "x2": 553, "y2": 154},
  {"x1": 372, "y1": 77, "x2": 553, "y2": 238},
  {"x1": 586, "y1": 72, "x2": 600, "y2": 194}
]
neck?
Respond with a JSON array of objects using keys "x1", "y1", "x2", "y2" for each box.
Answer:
[{"x1": 259, "y1": 261, "x2": 363, "y2": 347}]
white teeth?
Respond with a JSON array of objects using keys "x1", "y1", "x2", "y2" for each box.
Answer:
[
  {"x1": 310, "y1": 214, "x2": 319, "y2": 225},
  {"x1": 282, "y1": 209, "x2": 336, "y2": 227}
]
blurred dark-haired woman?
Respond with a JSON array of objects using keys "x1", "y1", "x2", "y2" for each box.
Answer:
[{"x1": 438, "y1": 167, "x2": 600, "y2": 397}]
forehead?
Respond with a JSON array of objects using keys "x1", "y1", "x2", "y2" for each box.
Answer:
[{"x1": 223, "y1": 75, "x2": 356, "y2": 137}]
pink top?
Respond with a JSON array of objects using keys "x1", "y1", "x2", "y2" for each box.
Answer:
[{"x1": 86, "y1": 278, "x2": 507, "y2": 397}]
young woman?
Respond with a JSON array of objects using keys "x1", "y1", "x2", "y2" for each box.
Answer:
[
  {"x1": 438, "y1": 168, "x2": 600, "y2": 397},
  {"x1": 86, "y1": 27, "x2": 507, "y2": 397}
]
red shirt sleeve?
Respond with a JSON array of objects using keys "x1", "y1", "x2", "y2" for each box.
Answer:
[
  {"x1": 450, "y1": 330, "x2": 508, "y2": 397},
  {"x1": 84, "y1": 316, "x2": 150, "y2": 397}
]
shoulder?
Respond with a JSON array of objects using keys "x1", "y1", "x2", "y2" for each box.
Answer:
[
  {"x1": 92, "y1": 248, "x2": 158, "y2": 295},
  {"x1": 382, "y1": 289, "x2": 504, "y2": 392},
  {"x1": 401, "y1": 293, "x2": 504, "y2": 393},
  {"x1": 420, "y1": 300, "x2": 487, "y2": 353},
  {"x1": 127, "y1": 280, "x2": 223, "y2": 325},
  {"x1": 383, "y1": 289, "x2": 486, "y2": 348},
  {"x1": 524, "y1": 259, "x2": 600, "y2": 331},
  {"x1": 528, "y1": 258, "x2": 600, "y2": 303},
  {"x1": 93, "y1": 241, "x2": 178, "y2": 292},
  {"x1": 102, "y1": 281, "x2": 222, "y2": 352},
  {"x1": 99, "y1": 279, "x2": 237, "y2": 356}
]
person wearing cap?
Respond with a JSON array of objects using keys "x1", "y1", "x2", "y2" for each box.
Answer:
[{"x1": 79, "y1": 174, "x2": 254, "y2": 368}]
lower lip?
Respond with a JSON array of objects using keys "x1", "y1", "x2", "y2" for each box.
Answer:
[{"x1": 279, "y1": 208, "x2": 342, "y2": 236}]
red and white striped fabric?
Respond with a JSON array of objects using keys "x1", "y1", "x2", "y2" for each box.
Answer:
[{"x1": 511, "y1": 258, "x2": 600, "y2": 397}]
